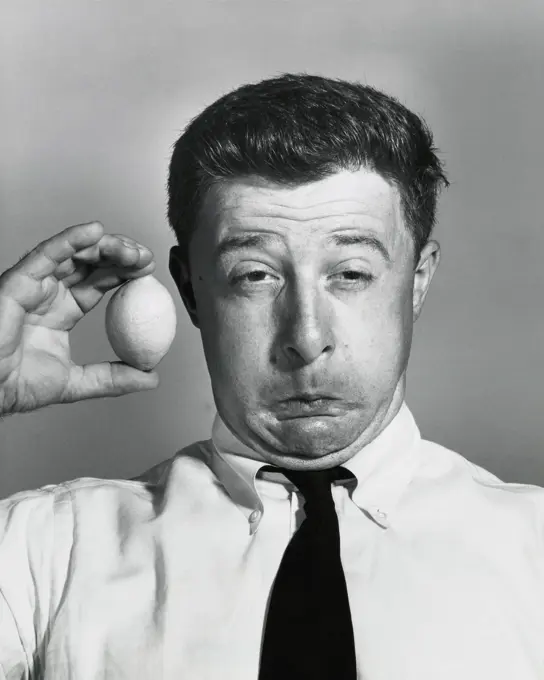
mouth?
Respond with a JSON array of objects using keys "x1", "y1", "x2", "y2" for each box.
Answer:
[{"x1": 276, "y1": 397, "x2": 344, "y2": 419}]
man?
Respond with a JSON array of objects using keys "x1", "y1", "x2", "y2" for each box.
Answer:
[{"x1": 0, "y1": 73, "x2": 543, "y2": 680}]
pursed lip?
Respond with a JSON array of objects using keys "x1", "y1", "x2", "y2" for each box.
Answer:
[
  {"x1": 275, "y1": 396, "x2": 344, "y2": 419},
  {"x1": 279, "y1": 391, "x2": 341, "y2": 402}
]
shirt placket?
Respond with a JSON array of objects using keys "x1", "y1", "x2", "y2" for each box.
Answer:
[
  {"x1": 288, "y1": 483, "x2": 303, "y2": 537},
  {"x1": 286, "y1": 480, "x2": 350, "y2": 536}
]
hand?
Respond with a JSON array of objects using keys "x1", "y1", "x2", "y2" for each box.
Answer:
[{"x1": 0, "y1": 221, "x2": 161, "y2": 416}]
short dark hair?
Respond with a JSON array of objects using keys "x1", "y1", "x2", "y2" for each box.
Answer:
[{"x1": 167, "y1": 73, "x2": 449, "y2": 267}]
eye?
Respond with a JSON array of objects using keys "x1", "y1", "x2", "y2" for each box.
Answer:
[
  {"x1": 333, "y1": 270, "x2": 375, "y2": 285},
  {"x1": 231, "y1": 269, "x2": 274, "y2": 285}
]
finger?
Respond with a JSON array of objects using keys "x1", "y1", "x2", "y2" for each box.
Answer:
[
  {"x1": 59, "y1": 238, "x2": 155, "y2": 288},
  {"x1": 7, "y1": 222, "x2": 105, "y2": 281},
  {"x1": 72, "y1": 234, "x2": 153, "y2": 266},
  {"x1": 82, "y1": 259, "x2": 158, "y2": 291},
  {"x1": 67, "y1": 261, "x2": 157, "y2": 312},
  {"x1": 61, "y1": 361, "x2": 160, "y2": 403},
  {"x1": 59, "y1": 247, "x2": 140, "y2": 286},
  {"x1": 0, "y1": 222, "x2": 105, "y2": 317}
]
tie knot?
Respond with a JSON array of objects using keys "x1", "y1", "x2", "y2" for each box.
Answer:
[{"x1": 261, "y1": 465, "x2": 353, "y2": 506}]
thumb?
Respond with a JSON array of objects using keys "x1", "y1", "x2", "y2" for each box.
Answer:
[{"x1": 62, "y1": 361, "x2": 160, "y2": 403}]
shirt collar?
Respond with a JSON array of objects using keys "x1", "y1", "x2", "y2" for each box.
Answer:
[{"x1": 208, "y1": 401, "x2": 421, "y2": 534}]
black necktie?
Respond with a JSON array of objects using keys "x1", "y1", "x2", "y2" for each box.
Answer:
[{"x1": 258, "y1": 465, "x2": 357, "y2": 680}]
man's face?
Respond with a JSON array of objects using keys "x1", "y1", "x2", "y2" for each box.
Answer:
[{"x1": 170, "y1": 168, "x2": 440, "y2": 470}]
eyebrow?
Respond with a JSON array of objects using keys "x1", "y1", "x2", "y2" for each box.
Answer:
[{"x1": 214, "y1": 231, "x2": 391, "y2": 263}]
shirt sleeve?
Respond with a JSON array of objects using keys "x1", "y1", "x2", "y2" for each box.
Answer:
[{"x1": 0, "y1": 485, "x2": 74, "y2": 678}]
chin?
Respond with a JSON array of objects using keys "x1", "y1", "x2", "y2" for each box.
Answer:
[
  {"x1": 260, "y1": 447, "x2": 358, "y2": 471},
  {"x1": 256, "y1": 408, "x2": 369, "y2": 460}
]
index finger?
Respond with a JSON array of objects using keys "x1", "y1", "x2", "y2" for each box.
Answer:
[{"x1": 11, "y1": 222, "x2": 105, "y2": 281}]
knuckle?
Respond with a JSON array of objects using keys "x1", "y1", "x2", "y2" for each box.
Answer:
[
  {"x1": 111, "y1": 234, "x2": 134, "y2": 244},
  {"x1": 37, "y1": 245, "x2": 58, "y2": 269}
]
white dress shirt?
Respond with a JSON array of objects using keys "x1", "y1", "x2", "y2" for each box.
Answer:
[{"x1": 1, "y1": 402, "x2": 544, "y2": 679}]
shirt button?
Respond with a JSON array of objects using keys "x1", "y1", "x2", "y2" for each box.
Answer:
[
  {"x1": 376, "y1": 509, "x2": 387, "y2": 519},
  {"x1": 249, "y1": 510, "x2": 261, "y2": 523}
]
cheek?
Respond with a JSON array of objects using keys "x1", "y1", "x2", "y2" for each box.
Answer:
[
  {"x1": 342, "y1": 286, "x2": 412, "y2": 378},
  {"x1": 200, "y1": 297, "x2": 270, "y2": 389}
]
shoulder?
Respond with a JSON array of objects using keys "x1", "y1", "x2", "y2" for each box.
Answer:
[
  {"x1": 0, "y1": 440, "x2": 214, "y2": 665},
  {"x1": 412, "y1": 436, "x2": 544, "y2": 533},
  {"x1": 67, "y1": 439, "x2": 217, "y2": 517},
  {"x1": 419, "y1": 436, "x2": 543, "y2": 492},
  {"x1": 0, "y1": 439, "x2": 215, "y2": 535},
  {"x1": 0, "y1": 438, "x2": 214, "y2": 595}
]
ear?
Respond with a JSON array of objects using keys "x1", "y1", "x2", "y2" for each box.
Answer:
[
  {"x1": 412, "y1": 240, "x2": 441, "y2": 322},
  {"x1": 169, "y1": 245, "x2": 200, "y2": 328}
]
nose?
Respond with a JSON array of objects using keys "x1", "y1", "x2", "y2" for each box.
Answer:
[{"x1": 275, "y1": 281, "x2": 335, "y2": 368}]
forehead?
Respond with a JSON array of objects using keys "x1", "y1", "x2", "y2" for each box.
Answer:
[{"x1": 194, "y1": 168, "x2": 410, "y2": 259}]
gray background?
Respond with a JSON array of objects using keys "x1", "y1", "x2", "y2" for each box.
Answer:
[{"x1": 1, "y1": 0, "x2": 543, "y2": 498}]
